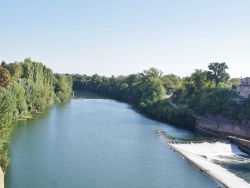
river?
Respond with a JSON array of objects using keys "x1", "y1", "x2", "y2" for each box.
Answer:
[{"x1": 5, "y1": 96, "x2": 231, "y2": 187}]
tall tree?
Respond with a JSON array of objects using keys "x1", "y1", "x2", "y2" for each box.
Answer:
[
  {"x1": 0, "y1": 67, "x2": 11, "y2": 88},
  {"x1": 207, "y1": 62, "x2": 230, "y2": 88},
  {"x1": 190, "y1": 69, "x2": 210, "y2": 92}
]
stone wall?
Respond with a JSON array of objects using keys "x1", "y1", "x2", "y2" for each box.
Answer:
[
  {"x1": 196, "y1": 117, "x2": 250, "y2": 154},
  {"x1": 196, "y1": 116, "x2": 250, "y2": 139},
  {"x1": 0, "y1": 167, "x2": 4, "y2": 188}
]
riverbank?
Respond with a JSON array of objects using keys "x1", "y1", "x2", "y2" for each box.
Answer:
[{"x1": 167, "y1": 141, "x2": 250, "y2": 188}]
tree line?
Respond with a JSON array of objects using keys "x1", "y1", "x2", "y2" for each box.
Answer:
[{"x1": 0, "y1": 58, "x2": 72, "y2": 172}]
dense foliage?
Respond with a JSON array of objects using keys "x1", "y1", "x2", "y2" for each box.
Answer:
[
  {"x1": 172, "y1": 63, "x2": 250, "y2": 121},
  {"x1": 0, "y1": 59, "x2": 72, "y2": 172}
]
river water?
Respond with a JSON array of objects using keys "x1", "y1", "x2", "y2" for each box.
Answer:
[{"x1": 5, "y1": 97, "x2": 234, "y2": 188}]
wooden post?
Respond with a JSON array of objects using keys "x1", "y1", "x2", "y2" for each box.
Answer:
[{"x1": 0, "y1": 167, "x2": 4, "y2": 188}]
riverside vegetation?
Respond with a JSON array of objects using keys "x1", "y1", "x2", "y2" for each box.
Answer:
[
  {"x1": 1, "y1": 60, "x2": 250, "y2": 172},
  {"x1": 0, "y1": 58, "x2": 72, "y2": 172}
]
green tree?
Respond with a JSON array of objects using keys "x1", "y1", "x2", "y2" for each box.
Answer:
[
  {"x1": 54, "y1": 74, "x2": 72, "y2": 102},
  {"x1": 162, "y1": 74, "x2": 183, "y2": 90},
  {"x1": 0, "y1": 87, "x2": 15, "y2": 171},
  {"x1": 11, "y1": 81, "x2": 28, "y2": 117},
  {"x1": 190, "y1": 69, "x2": 211, "y2": 92},
  {"x1": 207, "y1": 62, "x2": 230, "y2": 88},
  {"x1": 0, "y1": 67, "x2": 12, "y2": 88}
]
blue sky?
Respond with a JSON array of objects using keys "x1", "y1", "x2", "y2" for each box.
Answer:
[{"x1": 1, "y1": 0, "x2": 250, "y2": 77}]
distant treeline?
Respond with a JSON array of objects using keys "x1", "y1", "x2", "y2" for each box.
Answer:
[
  {"x1": 0, "y1": 58, "x2": 72, "y2": 172},
  {"x1": 72, "y1": 68, "x2": 197, "y2": 130}
]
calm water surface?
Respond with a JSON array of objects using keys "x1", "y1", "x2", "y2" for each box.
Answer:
[{"x1": 5, "y1": 98, "x2": 218, "y2": 188}]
